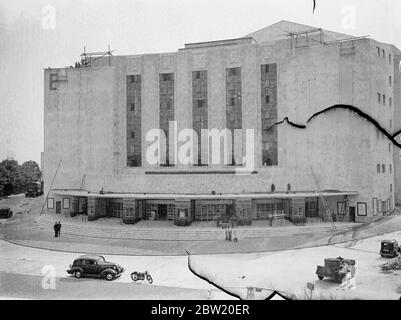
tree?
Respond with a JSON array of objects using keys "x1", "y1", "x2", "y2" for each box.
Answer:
[
  {"x1": 21, "y1": 161, "x2": 41, "y2": 183},
  {"x1": 0, "y1": 159, "x2": 42, "y2": 195}
]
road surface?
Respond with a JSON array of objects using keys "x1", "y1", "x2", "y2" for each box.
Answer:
[{"x1": 1, "y1": 229, "x2": 401, "y2": 299}]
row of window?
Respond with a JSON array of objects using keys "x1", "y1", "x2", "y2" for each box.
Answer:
[
  {"x1": 372, "y1": 197, "x2": 392, "y2": 216},
  {"x1": 376, "y1": 163, "x2": 392, "y2": 173},
  {"x1": 127, "y1": 75, "x2": 142, "y2": 167},
  {"x1": 377, "y1": 92, "x2": 392, "y2": 106},
  {"x1": 376, "y1": 46, "x2": 392, "y2": 64},
  {"x1": 47, "y1": 198, "x2": 70, "y2": 209},
  {"x1": 356, "y1": 200, "x2": 390, "y2": 216},
  {"x1": 127, "y1": 65, "x2": 278, "y2": 167}
]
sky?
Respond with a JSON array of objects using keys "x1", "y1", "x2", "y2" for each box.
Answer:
[{"x1": 0, "y1": 0, "x2": 400, "y2": 166}]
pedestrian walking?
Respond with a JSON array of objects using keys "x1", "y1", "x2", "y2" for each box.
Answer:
[
  {"x1": 227, "y1": 226, "x2": 232, "y2": 242},
  {"x1": 225, "y1": 226, "x2": 229, "y2": 241},
  {"x1": 53, "y1": 222, "x2": 58, "y2": 237},
  {"x1": 57, "y1": 221, "x2": 62, "y2": 237},
  {"x1": 233, "y1": 229, "x2": 238, "y2": 242}
]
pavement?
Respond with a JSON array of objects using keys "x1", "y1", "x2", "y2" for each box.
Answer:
[
  {"x1": 0, "y1": 194, "x2": 385, "y2": 256},
  {"x1": 0, "y1": 195, "x2": 330, "y2": 255}
]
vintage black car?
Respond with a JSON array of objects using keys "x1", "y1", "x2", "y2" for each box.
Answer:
[
  {"x1": 380, "y1": 240, "x2": 400, "y2": 258},
  {"x1": 66, "y1": 255, "x2": 124, "y2": 281},
  {"x1": 0, "y1": 207, "x2": 13, "y2": 219}
]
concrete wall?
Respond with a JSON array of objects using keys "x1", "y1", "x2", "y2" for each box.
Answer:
[
  {"x1": 44, "y1": 37, "x2": 399, "y2": 221},
  {"x1": 44, "y1": 67, "x2": 115, "y2": 194},
  {"x1": 393, "y1": 53, "x2": 401, "y2": 205}
]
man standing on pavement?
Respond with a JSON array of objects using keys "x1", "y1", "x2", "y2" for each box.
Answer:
[
  {"x1": 57, "y1": 221, "x2": 62, "y2": 237},
  {"x1": 53, "y1": 222, "x2": 58, "y2": 237}
]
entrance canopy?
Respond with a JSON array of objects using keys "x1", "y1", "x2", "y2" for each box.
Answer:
[{"x1": 52, "y1": 189, "x2": 358, "y2": 199}]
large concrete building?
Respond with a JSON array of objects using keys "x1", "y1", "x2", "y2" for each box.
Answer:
[{"x1": 44, "y1": 21, "x2": 401, "y2": 224}]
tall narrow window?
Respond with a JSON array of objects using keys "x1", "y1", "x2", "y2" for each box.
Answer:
[
  {"x1": 389, "y1": 76, "x2": 392, "y2": 86},
  {"x1": 377, "y1": 93, "x2": 381, "y2": 103},
  {"x1": 261, "y1": 63, "x2": 278, "y2": 166},
  {"x1": 192, "y1": 70, "x2": 208, "y2": 166},
  {"x1": 127, "y1": 75, "x2": 142, "y2": 167},
  {"x1": 159, "y1": 73, "x2": 175, "y2": 166},
  {"x1": 226, "y1": 67, "x2": 242, "y2": 166},
  {"x1": 50, "y1": 74, "x2": 58, "y2": 90}
]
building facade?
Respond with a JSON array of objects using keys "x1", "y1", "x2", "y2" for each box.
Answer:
[{"x1": 43, "y1": 21, "x2": 401, "y2": 224}]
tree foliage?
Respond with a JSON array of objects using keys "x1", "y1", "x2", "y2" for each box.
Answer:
[{"x1": 0, "y1": 159, "x2": 42, "y2": 196}]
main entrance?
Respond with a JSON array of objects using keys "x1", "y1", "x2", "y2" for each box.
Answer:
[
  {"x1": 145, "y1": 200, "x2": 175, "y2": 220},
  {"x1": 157, "y1": 204, "x2": 168, "y2": 220}
]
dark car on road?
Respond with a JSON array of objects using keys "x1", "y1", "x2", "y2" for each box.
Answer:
[
  {"x1": 380, "y1": 240, "x2": 400, "y2": 258},
  {"x1": 0, "y1": 207, "x2": 13, "y2": 219},
  {"x1": 66, "y1": 255, "x2": 124, "y2": 281}
]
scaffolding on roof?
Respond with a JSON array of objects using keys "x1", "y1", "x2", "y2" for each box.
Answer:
[
  {"x1": 286, "y1": 27, "x2": 369, "y2": 49},
  {"x1": 77, "y1": 45, "x2": 114, "y2": 68}
]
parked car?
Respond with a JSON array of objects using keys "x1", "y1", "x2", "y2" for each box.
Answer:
[
  {"x1": 316, "y1": 257, "x2": 356, "y2": 283},
  {"x1": 380, "y1": 240, "x2": 400, "y2": 258},
  {"x1": 66, "y1": 255, "x2": 124, "y2": 281},
  {"x1": 0, "y1": 207, "x2": 13, "y2": 219}
]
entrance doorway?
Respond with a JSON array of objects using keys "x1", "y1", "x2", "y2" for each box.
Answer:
[
  {"x1": 226, "y1": 204, "x2": 235, "y2": 218},
  {"x1": 305, "y1": 198, "x2": 319, "y2": 218},
  {"x1": 56, "y1": 201, "x2": 61, "y2": 214},
  {"x1": 349, "y1": 206, "x2": 356, "y2": 222},
  {"x1": 157, "y1": 204, "x2": 168, "y2": 220}
]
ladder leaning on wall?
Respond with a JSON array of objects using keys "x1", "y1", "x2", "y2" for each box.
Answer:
[
  {"x1": 310, "y1": 167, "x2": 336, "y2": 231},
  {"x1": 338, "y1": 196, "x2": 349, "y2": 222}
]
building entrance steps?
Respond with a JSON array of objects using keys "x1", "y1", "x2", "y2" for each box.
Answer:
[{"x1": 36, "y1": 214, "x2": 360, "y2": 241}]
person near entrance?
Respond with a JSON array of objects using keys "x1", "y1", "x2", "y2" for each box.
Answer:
[
  {"x1": 53, "y1": 222, "x2": 58, "y2": 237},
  {"x1": 227, "y1": 225, "x2": 232, "y2": 242},
  {"x1": 56, "y1": 221, "x2": 62, "y2": 237}
]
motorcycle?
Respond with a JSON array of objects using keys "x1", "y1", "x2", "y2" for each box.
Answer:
[{"x1": 130, "y1": 270, "x2": 153, "y2": 284}]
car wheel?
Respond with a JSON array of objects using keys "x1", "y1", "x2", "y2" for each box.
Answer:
[
  {"x1": 131, "y1": 272, "x2": 139, "y2": 281},
  {"x1": 74, "y1": 271, "x2": 82, "y2": 278},
  {"x1": 105, "y1": 273, "x2": 114, "y2": 281},
  {"x1": 317, "y1": 275, "x2": 324, "y2": 280}
]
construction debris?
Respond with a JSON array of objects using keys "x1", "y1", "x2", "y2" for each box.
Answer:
[{"x1": 380, "y1": 256, "x2": 401, "y2": 271}]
